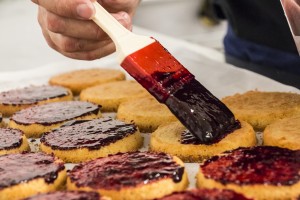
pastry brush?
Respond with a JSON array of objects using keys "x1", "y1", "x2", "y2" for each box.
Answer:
[{"x1": 91, "y1": 2, "x2": 240, "y2": 143}]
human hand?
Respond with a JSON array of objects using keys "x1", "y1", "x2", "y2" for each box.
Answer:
[
  {"x1": 281, "y1": 0, "x2": 300, "y2": 35},
  {"x1": 32, "y1": 0, "x2": 140, "y2": 60}
]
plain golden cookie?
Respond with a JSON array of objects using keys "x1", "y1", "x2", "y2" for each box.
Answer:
[
  {"x1": 0, "y1": 152, "x2": 66, "y2": 200},
  {"x1": 222, "y1": 91, "x2": 300, "y2": 130},
  {"x1": 49, "y1": 68, "x2": 126, "y2": 95},
  {"x1": 150, "y1": 120, "x2": 256, "y2": 162},
  {"x1": 0, "y1": 128, "x2": 30, "y2": 155},
  {"x1": 67, "y1": 152, "x2": 189, "y2": 200},
  {"x1": 40, "y1": 118, "x2": 143, "y2": 163},
  {"x1": 196, "y1": 146, "x2": 300, "y2": 200},
  {"x1": 80, "y1": 80, "x2": 150, "y2": 112},
  {"x1": 9, "y1": 101, "x2": 102, "y2": 138},
  {"x1": 117, "y1": 96, "x2": 178, "y2": 132},
  {"x1": 0, "y1": 85, "x2": 73, "y2": 117},
  {"x1": 264, "y1": 116, "x2": 300, "y2": 150}
]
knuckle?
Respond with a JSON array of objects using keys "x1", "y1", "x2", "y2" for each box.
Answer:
[
  {"x1": 60, "y1": 37, "x2": 78, "y2": 52},
  {"x1": 46, "y1": 13, "x2": 65, "y2": 33}
]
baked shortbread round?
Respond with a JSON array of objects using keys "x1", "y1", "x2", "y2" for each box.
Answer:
[
  {"x1": 49, "y1": 68, "x2": 126, "y2": 95},
  {"x1": 0, "y1": 85, "x2": 73, "y2": 116},
  {"x1": 117, "y1": 97, "x2": 177, "y2": 132},
  {"x1": 80, "y1": 80, "x2": 150, "y2": 112},
  {"x1": 0, "y1": 128, "x2": 30, "y2": 155},
  {"x1": 158, "y1": 188, "x2": 253, "y2": 200},
  {"x1": 150, "y1": 120, "x2": 256, "y2": 162},
  {"x1": 67, "y1": 151, "x2": 189, "y2": 200},
  {"x1": 40, "y1": 118, "x2": 143, "y2": 163},
  {"x1": 0, "y1": 152, "x2": 66, "y2": 200},
  {"x1": 23, "y1": 191, "x2": 108, "y2": 200},
  {"x1": 196, "y1": 146, "x2": 300, "y2": 200},
  {"x1": 9, "y1": 101, "x2": 101, "y2": 138},
  {"x1": 264, "y1": 116, "x2": 300, "y2": 150},
  {"x1": 222, "y1": 91, "x2": 300, "y2": 130}
]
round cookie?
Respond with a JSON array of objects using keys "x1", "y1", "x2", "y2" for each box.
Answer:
[
  {"x1": 40, "y1": 118, "x2": 143, "y2": 163},
  {"x1": 80, "y1": 80, "x2": 150, "y2": 112},
  {"x1": 150, "y1": 120, "x2": 256, "y2": 162},
  {"x1": 0, "y1": 128, "x2": 30, "y2": 155},
  {"x1": 49, "y1": 68, "x2": 126, "y2": 95},
  {"x1": 196, "y1": 146, "x2": 300, "y2": 200},
  {"x1": 23, "y1": 191, "x2": 107, "y2": 200},
  {"x1": 0, "y1": 152, "x2": 66, "y2": 200},
  {"x1": 0, "y1": 85, "x2": 73, "y2": 116},
  {"x1": 67, "y1": 151, "x2": 189, "y2": 200},
  {"x1": 222, "y1": 91, "x2": 300, "y2": 130},
  {"x1": 117, "y1": 96, "x2": 178, "y2": 132},
  {"x1": 264, "y1": 116, "x2": 300, "y2": 150},
  {"x1": 9, "y1": 101, "x2": 101, "y2": 138},
  {"x1": 158, "y1": 188, "x2": 253, "y2": 200}
]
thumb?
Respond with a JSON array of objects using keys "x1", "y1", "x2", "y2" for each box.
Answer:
[{"x1": 31, "y1": 0, "x2": 95, "y2": 19}]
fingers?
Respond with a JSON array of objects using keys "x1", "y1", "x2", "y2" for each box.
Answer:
[
  {"x1": 282, "y1": 0, "x2": 300, "y2": 35},
  {"x1": 99, "y1": 0, "x2": 140, "y2": 15},
  {"x1": 32, "y1": 0, "x2": 95, "y2": 19}
]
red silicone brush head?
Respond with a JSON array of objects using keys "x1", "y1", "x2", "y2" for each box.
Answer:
[{"x1": 121, "y1": 40, "x2": 240, "y2": 143}]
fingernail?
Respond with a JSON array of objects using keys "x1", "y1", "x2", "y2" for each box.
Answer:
[
  {"x1": 76, "y1": 2, "x2": 95, "y2": 19},
  {"x1": 115, "y1": 12, "x2": 130, "y2": 21}
]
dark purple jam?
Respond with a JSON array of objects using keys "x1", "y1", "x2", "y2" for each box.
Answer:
[
  {"x1": 0, "y1": 128, "x2": 23, "y2": 150},
  {"x1": 159, "y1": 188, "x2": 253, "y2": 200},
  {"x1": 0, "y1": 152, "x2": 65, "y2": 190},
  {"x1": 69, "y1": 152, "x2": 184, "y2": 190},
  {"x1": 0, "y1": 85, "x2": 70, "y2": 106},
  {"x1": 201, "y1": 146, "x2": 300, "y2": 186},
  {"x1": 180, "y1": 120, "x2": 241, "y2": 145},
  {"x1": 41, "y1": 118, "x2": 137, "y2": 150},
  {"x1": 11, "y1": 101, "x2": 100, "y2": 126},
  {"x1": 121, "y1": 41, "x2": 240, "y2": 144},
  {"x1": 0, "y1": 113, "x2": 2, "y2": 122},
  {"x1": 24, "y1": 191, "x2": 100, "y2": 200}
]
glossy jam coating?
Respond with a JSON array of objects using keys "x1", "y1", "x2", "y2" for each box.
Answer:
[
  {"x1": 11, "y1": 101, "x2": 100, "y2": 125},
  {"x1": 41, "y1": 118, "x2": 137, "y2": 150},
  {"x1": 0, "y1": 128, "x2": 23, "y2": 150},
  {"x1": 121, "y1": 41, "x2": 239, "y2": 143},
  {"x1": 180, "y1": 120, "x2": 241, "y2": 145},
  {"x1": 159, "y1": 188, "x2": 252, "y2": 200},
  {"x1": 201, "y1": 146, "x2": 300, "y2": 186},
  {"x1": 24, "y1": 191, "x2": 100, "y2": 200},
  {"x1": 69, "y1": 152, "x2": 184, "y2": 190},
  {"x1": 0, "y1": 152, "x2": 65, "y2": 190},
  {"x1": 0, "y1": 85, "x2": 70, "y2": 105}
]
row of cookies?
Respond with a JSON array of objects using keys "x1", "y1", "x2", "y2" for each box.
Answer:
[{"x1": 1, "y1": 146, "x2": 299, "y2": 200}]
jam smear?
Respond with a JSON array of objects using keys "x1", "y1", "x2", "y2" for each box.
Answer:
[
  {"x1": 0, "y1": 85, "x2": 70, "y2": 106},
  {"x1": 159, "y1": 188, "x2": 252, "y2": 200},
  {"x1": 0, "y1": 152, "x2": 65, "y2": 190},
  {"x1": 0, "y1": 128, "x2": 23, "y2": 150},
  {"x1": 180, "y1": 120, "x2": 241, "y2": 145},
  {"x1": 41, "y1": 118, "x2": 137, "y2": 150},
  {"x1": 11, "y1": 101, "x2": 100, "y2": 126},
  {"x1": 24, "y1": 191, "x2": 100, "y2": 200},
  {"x1": 69, "y1": 152, "x2": 184, "y2": 190},
  {"x1": 201, "y1": 146, "x2": 300, "y2": 186},
  {"x1": 121, "y1": 40, "x2": 240, "y2": 143}
]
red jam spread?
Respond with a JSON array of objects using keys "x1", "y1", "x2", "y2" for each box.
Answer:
[
  {"x1": 201, "y1": 146, "x2": 300, "y2": 186},
  {"x1": 0, "y1": 85, "x2": 70, "y2": 105},
  {"x1": 24, "y1": 191, "x2": 100, "y2": 200},
  {"x1": 11, "y1": 101, "x2": 100, "y2": 125},
  {"x1": 159, "y1": 188, "x2": 252, "y2": 200},
  {"x1": 41, "y1": 118, "x2": 137, "y2": 150},
  {"x1": 0, "y1": 152, "x2": 65, "y2": 190},
  {"x1": 69, "y1": 152, "x2": 184, "y2": 190},
  {"x1": 0, "y1": 128, "x2": 23, "y2": 150}
]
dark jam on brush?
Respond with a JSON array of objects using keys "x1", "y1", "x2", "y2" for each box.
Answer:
[
  {"x1": 41, "y1": 118, "x2": 137, "y2": 150},
  {"x1": 69, "y1": 152, "x2": 184, "y2": 190},
  {"x1": 121, "y1": 40, "x2": 240, "y2": 143},
  {"x1": 0, "y1": 152, "x2": 65, "y2": 189},
  {"x1": 0, "y1": 128, "x2": 23, "y2": 150},
  {"x1": 0, "y1": 85, "x2": 69, "y2": 105},
  {"x1": 11, "y1": 101, "x2": 100, "y2": 126},
  {"x1": 24, "y1": 191, "x2": 100, "y2": 200},
  {"x1": 201, "y1": 146, "x2": 300, "y2": 186}
]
